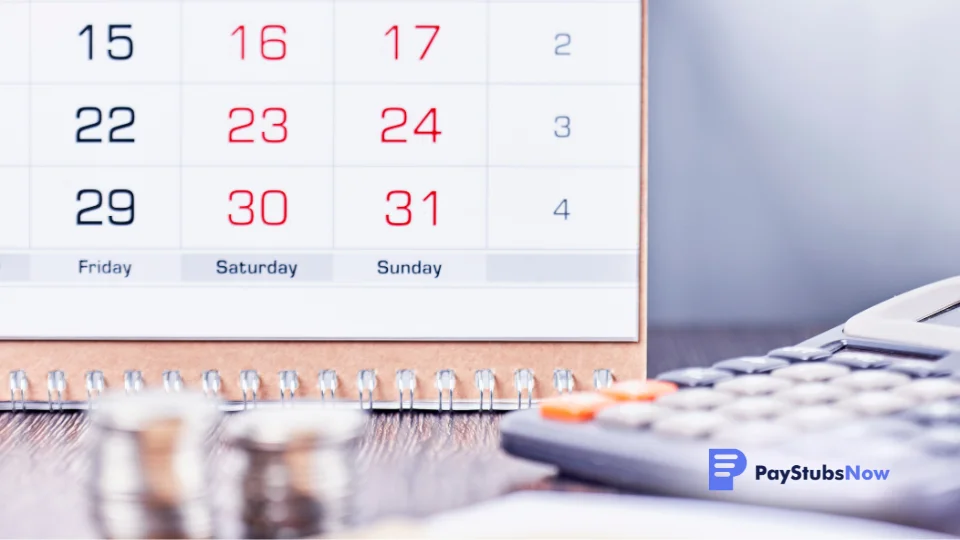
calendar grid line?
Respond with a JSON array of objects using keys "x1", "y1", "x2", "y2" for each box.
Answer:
[
  {"x1": 4, "y1": 82, "x2": 641, "y2": 87},
  {"x1": 26, "y1": 0, "x2": 33, "y2": 250},
  {"x1": 178, "y1": 0, "x2": 185, "y2": 250},
  {"x1": 331, "y1": 0, "x2": 338, "y2": 251},
  {"x1": 0, "y1": 165, "x2": 641, "y2": 170},
  {"x1": 485, "y1": 0, "x2": 492, "y2": 250}
]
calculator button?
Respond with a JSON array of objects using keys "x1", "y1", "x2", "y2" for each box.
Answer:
[
  {"x1": 594, "y1": 402, "x2": 669, "y2": 430},
  {"x1": 894, "y1": 378, "x2": 960, "y2": 402},
  {"x1": 540, "y1": 392, "x2": 616, "y2": 423},
  {"x1": 903, "y1": 401, "x2": 960, "y2": 425},
  {"x1": 766, "y1": 346, "x2": 833, "y2": 363},
  {"x1": 826, "y1": 351, "x2": 893, "y2": 370},
  {"x1": 714, "y1": 375, "x2": 794, "y2": 396},
  {"x1": 654, "y1": 368, "x2": 734, "y2": 388},
  {"x1": 717, "y1": 397, "x2": 789, "y2": 421},
  {"x1": 655, "y1": 389, "x2": 734, "y2": 411},
  {"x1": 829, "y1": 418, "x2": 922, "y2": 440},
  {"x1": 778, "y1": 406, "x2": 857, "y2": 431},
  {"x1": 837, "y1": 392, "x2": 916, "y2": 416},
  {"x1": 771, "y1": 363, "x2": 850, "y2": 383},
  {"x1": 885, "y1": 360, "x2": 951, "y2": 379},
  {"x1": 914, "y1": 427, "x2": 960, "y2": 456},
  {"x1": 598, "y1": 379, "x2": 678, "y2": 402},
  {"x1": 830, "y1": 370, "x2": 911, "y2": 392},
  {"x1": 712, "y1": 356, "x2": 789, "y2": 374},
  {"x1": 711, "y1": 422, "x2": 798, "y2": 446},
  {"x1": 775, "y1": 383, "x2": 852, "y2": 406},
  {"x1": 651, "y1": 411, "x2": 730, "y2": 438}
]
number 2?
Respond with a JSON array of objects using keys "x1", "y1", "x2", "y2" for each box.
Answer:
[{"x1": 555, "y1": 33, "x2": 571, "y2": 56}]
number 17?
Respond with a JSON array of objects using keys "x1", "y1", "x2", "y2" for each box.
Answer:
[{"x1": 386, "y1": 25, "x2": 441, "y2": 61}]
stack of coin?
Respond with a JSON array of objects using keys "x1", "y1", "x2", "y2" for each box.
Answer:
[
  {"x1": 88, "y1": 390, "x2": 222, "y2": 539},
  {"x1": 216, "y1": 407, "x2": 367, "y2": 539}
]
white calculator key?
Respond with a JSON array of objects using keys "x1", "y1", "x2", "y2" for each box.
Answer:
[{"x1": 895, "y1": 378, "x2": 960, "y2": 402}]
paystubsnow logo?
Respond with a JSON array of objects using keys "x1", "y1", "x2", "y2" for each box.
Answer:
[
  {"x1": 709, "y1": 449, "x2": 747, "y2": 490},
  {"x1": 708, "y1": 448, "x2": 890, "y2": 491}
]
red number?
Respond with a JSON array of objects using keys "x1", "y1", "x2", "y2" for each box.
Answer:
[
  {"x1": 229, "y1": 190, "x2": 288, "y2": 226},
  {"x1": 386, "y1": 190, "x2": 437, "y2": 227},
  {"x1": 229, "y1": 108, "x2": 255, "y2": 143},
  {"x1": 423, "y1": 190, "x2": 437, "y2": 226},
  {"x1": 229, "y1": 107, "x2": 287, "y2": 144},
  {"x1": 261, "y1": 190, "x2": 288, "y2": 226},
  {"x1": 381, "y1": 107, "x2": 407, "y2": 143},
  {"x1": 381, "y1": 108, "x2": 440, "y2": 144},
  {"x1": 416, "y1": 25, "x2": 440, "y2": 60},
  {"x1": 386, "y1": 25, "x2": 440, "y2": 60},
  {"x1": 234, "y1": 24, "x2": 287, "y2": 60},
  {"x1": 232, "y1": 26, "x2": 246, "y2": 59},
  {"x1": 386, "y1": 25, "x2": 399, "y2": 60},
  {"x1": 262, "y1": 108, "x2": 288, "y2": 143},
  {"x1": 261, "y1": 25, "x2": 287, "y2": 60},
  {"x1": 386, "y1": 190, "x2": 412, "y2": 226},
  {"x1": 229, "y1": 190, "x2": 255, "y2": 225},
  {"x1": 413, "y1": 108, "x2": 441, "y2": 142}
]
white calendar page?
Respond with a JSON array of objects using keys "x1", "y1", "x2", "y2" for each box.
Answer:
[{"x1": 0, "y1": 0, "x2": 642, "y2": 341}]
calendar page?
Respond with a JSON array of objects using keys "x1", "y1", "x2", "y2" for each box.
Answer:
[{"x1": 0, "y1": 0, "x2": 643, "y2": 341}]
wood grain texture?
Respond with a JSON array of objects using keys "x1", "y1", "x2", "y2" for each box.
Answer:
[{"x1": 0, "y1": 327, "x2": 826, "y2": 538}]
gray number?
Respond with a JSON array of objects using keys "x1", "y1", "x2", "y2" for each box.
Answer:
[
  {"x1": 554, "y1": 33, "x2": 571, "y2": 56},
  {"x1": 554, "y1": 116, "x2": 571, "y2": 138},
  {"x1": 554, "y1": 199, "x2": 570, "y2": 220}
]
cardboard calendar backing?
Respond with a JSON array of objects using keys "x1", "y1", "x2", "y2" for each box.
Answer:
[{"x1": 0, "y1": 1, "x2": 648, "y2": 405}]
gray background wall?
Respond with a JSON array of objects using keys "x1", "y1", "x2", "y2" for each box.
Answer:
[{"x1": 648, "y1": 0, "x2": 960, "y2": 325}]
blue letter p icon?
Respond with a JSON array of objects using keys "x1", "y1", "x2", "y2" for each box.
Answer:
[{"x1": 709, "y1": 449, "x2": 747, "y2": 491}]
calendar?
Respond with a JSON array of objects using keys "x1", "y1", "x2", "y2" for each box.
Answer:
[{"x1": 0, "y1": 0, "x2": 643, "y2": 342}]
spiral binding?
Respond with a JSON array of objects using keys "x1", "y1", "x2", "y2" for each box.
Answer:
[{"x1": 3, "y1": 366, "x2": 617, "y2": 412}]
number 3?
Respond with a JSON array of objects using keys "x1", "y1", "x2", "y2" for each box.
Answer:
[{"x1": 554, "y1": 116, "x2": 571, "y2": 138}]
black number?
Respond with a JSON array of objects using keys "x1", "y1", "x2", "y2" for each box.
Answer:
[
  {"x1": 76, "y1": 189, "x2": 135, "y2": 226},
  {"x1": 107, "y1": 189, "x2": 135, "y2": 225},
  {"x1": 554, "y1": 199, "x2": 570, "y2": 220},
  {"x1": 80, "y1": 24, "x2": 134, "y2": 61},
  {"x1": 76, "y1": 107, "x2": 103, "y2": 143},
  {"x1": 555, "y1": 33, "x2": 571, "y2": 56},
  {"x1": 554, "y1": 116, "x2": 571, "y2": 138},
  {"x1": 109, "y1": 107, "x2": 135, "y2": 143},
  {"x1": 75, "y1": 107, "x2": 136, "y2": 144}
]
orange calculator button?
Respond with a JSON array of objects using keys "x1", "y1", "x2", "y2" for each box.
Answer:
[
  {"x1": 540, "y1": 392, "x2": 617, "y2": 422},
  {"x1": 599, "y1": 380, "x2": 678, "y2": 402}
]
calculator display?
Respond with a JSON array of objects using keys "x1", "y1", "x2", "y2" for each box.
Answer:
[{"x1": 0, "y1": 1, "x2": 642, "y2": 341}]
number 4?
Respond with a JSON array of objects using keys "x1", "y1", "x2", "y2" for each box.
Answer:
[{"x1": 554, "y1": 199, "x2": 570, "y2": 220}]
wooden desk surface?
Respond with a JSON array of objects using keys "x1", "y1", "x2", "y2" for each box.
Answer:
[{"x1": 0, "y1": 325, "x2": 827, "y2": 538}]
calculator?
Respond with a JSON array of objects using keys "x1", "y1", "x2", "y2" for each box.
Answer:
[{"x1": 501, "y1": 276, "x2": 960, "y2": 536}]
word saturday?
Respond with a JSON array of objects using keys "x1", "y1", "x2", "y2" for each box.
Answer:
[{"x1": 216, "y1": 260, "x2": 298, "y2": 278}]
